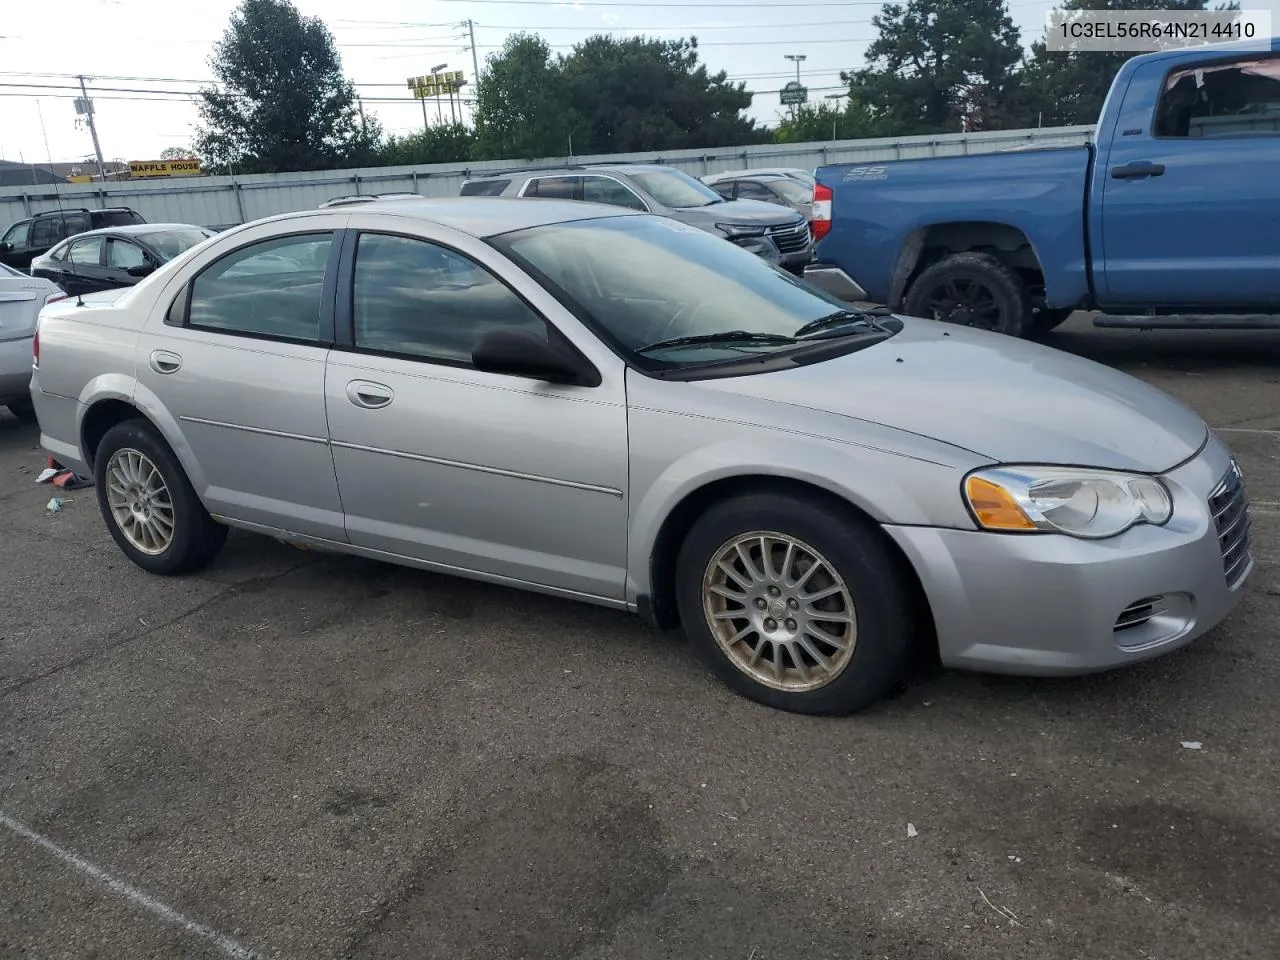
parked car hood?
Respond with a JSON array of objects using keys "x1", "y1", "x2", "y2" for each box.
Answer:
[
  {"x1": 675, "y1": 199, "x2": 806, "y2": 229},
  {"x1": 700, "y1": 317, "x2": 1207, "y2": 474}
]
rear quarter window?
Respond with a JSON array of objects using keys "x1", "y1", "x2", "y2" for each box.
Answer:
[
  {"x1": 95, "y1": 210, "x2": 145, "y2": 227},
  {"x1": 459, "y1": 180, "x2": 510, "y2": 197}
]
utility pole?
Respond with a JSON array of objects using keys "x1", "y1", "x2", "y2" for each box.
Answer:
[
  {"x1": 431, "y1": 62, "x2": 447, "y2": 125},
  {"x1": 75, "y1": 76, "x2": 107, "y2": 180},
  {"x1": 464, "y1": 19, "x2": 481, "y2": 93}
]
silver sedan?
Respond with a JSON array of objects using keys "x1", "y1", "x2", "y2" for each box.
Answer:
[{"x1": 29, "y1": 199, "x2": 1252, "y2": 714}]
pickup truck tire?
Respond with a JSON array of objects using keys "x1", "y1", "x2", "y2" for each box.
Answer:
[
  {"x1": 674, "y1": 491, "x2": 915, "y2": 716},
  {"x1": 93, "y1": 418, "x2": 228, "y2": 576},
  {"x1": 902, "y1": 252, "x2": 1031, "y2": 338},
  {"x1": 1029, "y1": 308, "x2": 1074, "y2": 337}
]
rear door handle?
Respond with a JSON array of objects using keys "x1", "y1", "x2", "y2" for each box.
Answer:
[
  {"x1": 1111, "y1": 162, "x2": 1165, "y2": 179},
  {"x1": 346, "y1": 380, "x2": 394, "y2": 409},
  {"x1": 149, "y1": 349, "x2": 182, "y2": 374}
]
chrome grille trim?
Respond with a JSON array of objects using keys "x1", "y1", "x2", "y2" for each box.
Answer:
[
  {"x1": 767, "y1": 221, "x2": 811, "y2": 254},
  {"x1": 1208, "y1": 460, "x2": 1252, "y2": 587}
]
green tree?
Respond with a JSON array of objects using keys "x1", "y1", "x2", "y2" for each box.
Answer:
[
  {"x1": 159, "y1": 145, "x2": 195, "y2": 160},
  {"x1": 845, "y1": 0, "x2": 1025, "y2": 134},
  {"x1": 773, "y1": 97, "x2": 888, "y2": 143},
  {"x1": 473, "y1": 33, "x2": 576, "y2": 160},
  {"x1": 558, "y1": 35, "x2": 766, "y2": 154},
  {"x1": 194, "y1": 0, "x2": 381, "y2": 174},
  {"x1": 378, "y1": 123, "x2": 475, "y2": 166},
  {"x1": 1015, "y1": 0, "x2": 1241, "y2": 127}
]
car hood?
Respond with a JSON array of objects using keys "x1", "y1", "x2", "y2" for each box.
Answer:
[
  {"x1": 700, "y1": 317, "x2": 1207, "y2": 474},
  {"x1": 673, "y1": 199, "x2": 805, "y2": 228}
]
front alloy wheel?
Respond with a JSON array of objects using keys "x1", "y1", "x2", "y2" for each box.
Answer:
[{"x1": 702, "y1": 532, "x2": 857, "y2": 692}]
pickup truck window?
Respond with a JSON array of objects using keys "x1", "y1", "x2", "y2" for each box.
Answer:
[{"x1": 1156, "y1": 57, "x2": 1280, "y2": 138}]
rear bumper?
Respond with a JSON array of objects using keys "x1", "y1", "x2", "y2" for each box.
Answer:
[
  {"x1": 884, "y1": 435, "x2": 1251, "y2": 676},
  {"x1": 0, "y1": 336, "x2": 33, "y2": 403},
  {"x1": 30, "y1": 374, "x2": 90, "y2": 474},
  {"x1": 802, "y1": 264, "x2": 868, "y2": 302}
]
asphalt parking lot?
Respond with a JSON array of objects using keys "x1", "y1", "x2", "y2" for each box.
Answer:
[{"x1": 1, "y1": 314, "x2": 1278, "y2": 960}]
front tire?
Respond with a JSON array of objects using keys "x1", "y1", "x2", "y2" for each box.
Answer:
[
  {"x1": 674, "y1": 491, "x2": 917, "y2": 715},
  {"x1": 93, "y1": 418, "x2": 227, "y2": 575},
  {"x1": 902, "y1": 252, "x2": 1032, "y2": 338}
]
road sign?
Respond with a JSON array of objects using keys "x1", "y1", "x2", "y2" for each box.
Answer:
[{"x1": 780, "y1": 81, "x2": 808, "y2": 106}]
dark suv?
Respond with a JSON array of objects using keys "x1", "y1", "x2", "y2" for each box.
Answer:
[{"x1": 0, "y1": 207, "x2": 146, "y2": 271}]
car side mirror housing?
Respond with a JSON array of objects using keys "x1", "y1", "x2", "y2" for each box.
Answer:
[
  {"x1": 472, "y1": 328, "x2": 599, "y2": 387},
  {"x1": 0, "y1": 242, "x2": 10, "y2": 253},
  {"x1": 126, "y1": 264, "x2": 155, "y2": 277}
]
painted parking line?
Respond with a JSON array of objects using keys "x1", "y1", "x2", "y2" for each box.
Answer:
[{"x1": 0, "y1": 810, "x2": 256, "y2": 960}]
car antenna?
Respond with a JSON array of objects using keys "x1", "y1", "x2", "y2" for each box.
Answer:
[{"x1": 36, "y1": 101, "x2": 85, "y2": 306}]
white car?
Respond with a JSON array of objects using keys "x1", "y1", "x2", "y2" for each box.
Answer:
[{"x1": 0, "y1": 262, "x2": 64, "y2": 421}]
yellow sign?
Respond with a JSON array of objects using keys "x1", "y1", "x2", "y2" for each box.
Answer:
[
  {"x1": 128, "y1": 159, "x2": 202, "y2": 178},
  {"x1": 407, "y1": 70, "x2": 466, "y2": 99}
]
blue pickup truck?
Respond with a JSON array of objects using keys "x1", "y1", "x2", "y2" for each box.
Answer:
[{"x1": 805, "y1": 38, "x2": 1280, "y2": 337}]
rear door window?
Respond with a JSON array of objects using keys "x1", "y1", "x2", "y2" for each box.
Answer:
[
  {"x1": 61, "y1": 213, "x2": 90, "y2": 237},
  {"x1": 67, "y1": 236, "x2": 104, "y2": 265},
  {"x1": 30, "y1": 217, "x2": 60, "y2": 247}
]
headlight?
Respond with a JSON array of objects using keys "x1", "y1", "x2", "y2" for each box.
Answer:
[
  {"x1": 963, "y1": 466, "x2": 1173, "y2": 539},
  {"x1": 715, "y1": 222, "x2": 766, "y2": 238}
]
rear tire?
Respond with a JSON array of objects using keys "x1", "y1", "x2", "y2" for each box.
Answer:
[
  {"x1": 902, "y1": 252, "x2": 1032, "y2": 338},
  {"x1": 6, "y1": 396, "x2": 36, "y2": 423},
  {"x1": 93, "y1": 418, "x2": 227, "y2": 575},
  {"x1": 674, "y1": 491, "x2": 917, "y2": 715}
]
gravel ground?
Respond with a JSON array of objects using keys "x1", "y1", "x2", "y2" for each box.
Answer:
[{"x1": 1, "y1": 314, "x2": 1278, "y2": 960}]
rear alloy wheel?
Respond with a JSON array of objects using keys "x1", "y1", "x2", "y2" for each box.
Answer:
[
  {"x1": 903, "y1": 252, "x2": 1032, "y2": 338},
  {"x1": 94, "y1": 419, "x2": 228, "y2": 575},
  {"x1": 675, "y1": 491, "x2": 917, "y2": 715},
  {"x1": 6, "y1": 396, "x2": 37, "y2": 423}
]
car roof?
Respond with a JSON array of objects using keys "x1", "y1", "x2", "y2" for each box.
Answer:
[
  {"x1": 264, "y1": 197, "x2": 643, "y2": 238},
  {"x1": 59, "y1": 223, "x2": 207, "y2": 241}
]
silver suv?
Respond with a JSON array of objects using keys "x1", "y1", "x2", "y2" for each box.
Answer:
[{"x1": 460, "y1": 163, "x2": 813, "y2": 273}]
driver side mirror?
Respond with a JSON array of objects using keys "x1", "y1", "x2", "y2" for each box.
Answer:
[
  {"x1": 126, "y1": 263, "x2": 155, "y2": 278},
  {"x1": 0, "y1": 242, "x2": 10, "y2": 253},
  {"x1": 472, "y1": 328, "x2": 600, "y2": 387}
]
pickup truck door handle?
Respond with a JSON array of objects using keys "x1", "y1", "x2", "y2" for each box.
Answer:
[
  {"x1": 346, "y1": 380, "x2": 394, "y2": 409},
  {"x1": 149, "y1": 350, "x2": 182, "y2": 374},
  {"x1": 1111, "y1": 162, "x2": 1165, "y2": 180}
]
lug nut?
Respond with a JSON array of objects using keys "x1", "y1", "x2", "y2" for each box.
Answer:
[
  {"x1": 785, "y1": 619, "x2": 797, "y2": 631},
  {"x1": 764, "y1": 619, "x2": 777, "y2": 631}
]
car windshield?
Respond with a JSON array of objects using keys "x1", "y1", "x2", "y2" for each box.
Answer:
[
  {"x1": 625, "y1": 169, "x2": 725, "y2": 209},
  {"x1": 137, "y1": 228, "x2": 213, "y2": 261},
  {"x1": 496, "y1": 215, "x2": 880, "y2": 369},
  {"x1": 767, "y1": 178, "x2": 813, "y2": 204}
]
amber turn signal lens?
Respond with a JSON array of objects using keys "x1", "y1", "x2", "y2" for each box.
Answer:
[{"x1": 965, "y1": 475, "x2": 1037, "y2": 531}]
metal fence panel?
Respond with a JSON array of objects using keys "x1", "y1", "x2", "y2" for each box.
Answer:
[{"x1": 0, "y1": 125, "x2": 1093, "y2": 229}]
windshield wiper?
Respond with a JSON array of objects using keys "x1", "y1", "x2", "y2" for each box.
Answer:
[
  {"x1": 793, "y1": 307, "x2": 894, "y2": 339},
  {"x1": 637, "y1": 330, "x2": 796, "y2": 354}
]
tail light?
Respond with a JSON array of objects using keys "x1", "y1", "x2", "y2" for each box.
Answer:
[
  {"x1": 811, "y1": 183, "x2": 833, "y2": 241},
  {"x1": 45, "y1": 291, "x2": 68, "y2": 306},
  {"x1": 32, "y1": 329, "x2": 39, "y2": 367}
]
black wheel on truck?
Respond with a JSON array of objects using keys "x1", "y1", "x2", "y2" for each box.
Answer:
[
  {"x1": 902, "y1": 252, "x2": 1032, "y2": 338},
  {"x1": 1028, "y1": 308, "x2": 1074, "y2": 337}
]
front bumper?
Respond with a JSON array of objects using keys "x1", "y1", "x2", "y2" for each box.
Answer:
[
  {"x1": 0, "y1": 336, "x2": 33, "y2": 403},
  {"x1": 884, "y1": 436, "x2": 1252, "y2": 676}
]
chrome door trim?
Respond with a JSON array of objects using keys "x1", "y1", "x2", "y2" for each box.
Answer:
[{"x1": 178, "y1": 415, "x2": 331, "y2": 445}]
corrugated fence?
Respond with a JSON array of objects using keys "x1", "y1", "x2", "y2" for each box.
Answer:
[{"x1": 1, "y1": 125, "x2": 1093, "y2": 229}]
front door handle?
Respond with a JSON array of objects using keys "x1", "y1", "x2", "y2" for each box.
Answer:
[
  {"x1": 346, "y1": 380, "x2": 394, "y2": 409},
  {"x1": 1111, "y1": 161, "x2": 1165, "y2": 180},
  {"x1": 149, "y1": 349, "x2": 182, "y2": 374}
]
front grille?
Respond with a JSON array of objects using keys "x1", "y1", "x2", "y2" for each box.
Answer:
[
  {"x1": 767, "y1": 220, "x2": 811, "y2": 254},
  {"x1": 1209, "y1": 460, "x2": 1252, "y2": 586}
]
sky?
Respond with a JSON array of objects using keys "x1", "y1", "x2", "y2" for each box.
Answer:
[{"x1": 1, "y1": 0, "x2": 1278, "y2": 167}]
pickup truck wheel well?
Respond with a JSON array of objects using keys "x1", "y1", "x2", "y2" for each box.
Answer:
[
  {"x1": 645, "y1": 475, "x2": 937, "y2": 664},
  {"x1": 892, "y1": 222, "x2": 1045, "y2": 309},
  {"x1": 82, "y1": 399, "x2": 147, "y2": 470}
]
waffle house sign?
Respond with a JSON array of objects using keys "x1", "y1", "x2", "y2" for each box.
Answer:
[{"x1": 128, "y1": 159, "x2": 203, "y2": 179}]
